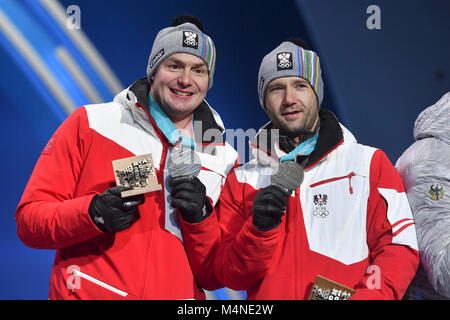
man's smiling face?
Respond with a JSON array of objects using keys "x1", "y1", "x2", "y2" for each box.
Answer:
[{"x1": 150, "y1": 53, "x2": 209, "y2": 123}]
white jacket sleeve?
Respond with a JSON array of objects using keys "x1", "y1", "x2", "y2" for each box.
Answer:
[{"x1": 396, "y1": 137, "x2": 450, "y2": 298}]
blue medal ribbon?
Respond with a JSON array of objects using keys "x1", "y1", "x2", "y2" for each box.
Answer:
[
  {"x1": 148, "y1": 93, "x2": 196, "y2": 148},
  {"x1": 279, "y1": 130, "x2": 319, "y2": 162}
]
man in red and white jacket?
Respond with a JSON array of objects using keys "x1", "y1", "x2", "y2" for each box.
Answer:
[
  {"x1": 180, "y1": 38, "x2": 419, "y2": 299},
  {"x1": 15, "y1": 16, "x2": 238, "y2": 300}
]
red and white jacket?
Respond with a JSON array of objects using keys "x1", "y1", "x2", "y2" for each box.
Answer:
[
  {"x1": 15, "y1": 78, "x2": 238, "y2": 300},
  {"x1": 181, "y1": 110, "x2": 419, "y2": 300}
]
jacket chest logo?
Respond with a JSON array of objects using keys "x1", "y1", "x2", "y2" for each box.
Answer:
[
  {"x1": 429, "y1": 184, "x2": 445, "y2": 200},
  {"x1": 313, "y1": 193, "x2": 329, "y2": 218}
]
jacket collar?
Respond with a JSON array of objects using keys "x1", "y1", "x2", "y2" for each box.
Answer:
[{"x1": 250, "y1": 109, "x2": 345, "y2": 169}]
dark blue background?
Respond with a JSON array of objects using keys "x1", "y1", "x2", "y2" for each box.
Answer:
[{"x1": 1, "y1": 0, "x2": 449, "y2": 299}]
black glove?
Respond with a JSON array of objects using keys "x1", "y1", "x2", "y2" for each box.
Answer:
[
  {"x1": 252, "y1": 185, "x2": 290, "y2": 231},
  {"x1": 88, "y1": 186, "x2": 145, "y2": 232},
  {"x1": 169, "y1": 176, "x2": 212, "y2": 223}
]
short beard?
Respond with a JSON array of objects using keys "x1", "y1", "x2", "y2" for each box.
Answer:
[{"x1": 278, "y1": 117, "x2": 319, "y2": 139}]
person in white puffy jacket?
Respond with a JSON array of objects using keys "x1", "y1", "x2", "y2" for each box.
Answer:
[{"x1": 396, "y1": 92, "x2": 450, "y2": 300}]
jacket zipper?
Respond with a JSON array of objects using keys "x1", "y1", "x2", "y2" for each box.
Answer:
[
  {"x1": 310, "y1": 172, "x2": 356, "y2": 194},
  {"x1": 72, "y1": 269, "x2": 128, "y2": 297},
  {"x1": 136, "y1": 101, "x2": 169, "y2": 298},
  {"x1": 294, "y1": 188, "x2": 300, "y2": 299},
  {"x1": 140, "y1": 143, "x2": 167, "y2": 298}
]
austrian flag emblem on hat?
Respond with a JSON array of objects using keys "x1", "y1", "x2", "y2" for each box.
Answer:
[
  {"x1": 277, "y1": 52, "x2": 293, "y2": 70},
  {"x1": 183, "y1": 31, "x2": 198, "y2": 49}
]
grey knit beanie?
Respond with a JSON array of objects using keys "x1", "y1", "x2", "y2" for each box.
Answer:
[
  {"x1": 146, "y1": 17, "x2": 216, "y2": 89},
  {"x1": 258, "y1": 40, "x2": 324, "y2": 109}
]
